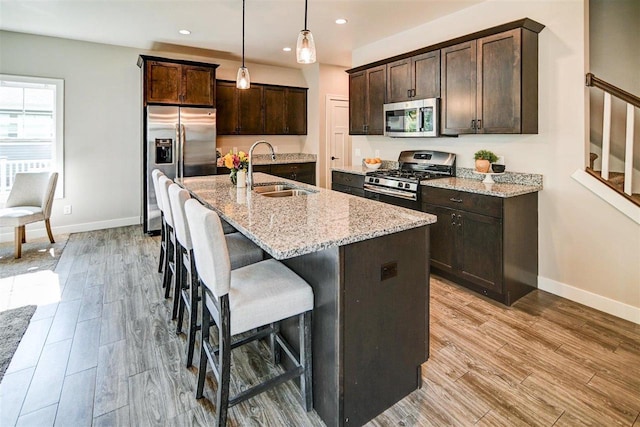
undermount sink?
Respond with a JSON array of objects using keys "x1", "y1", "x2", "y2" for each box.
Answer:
[
  {"x1": 253, "y1": 182, "x2": 317, "y2": 197},
  {"x1": 261, "y1": 189, "x2": 314, "y2": 197},
  {"x1": 253, "y1": 184, "x2": 294, "y2": 194}
]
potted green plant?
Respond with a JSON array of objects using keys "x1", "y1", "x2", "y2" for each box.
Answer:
[{"x1": 474, "y1": 149, "x2": 498, "y2": 173}]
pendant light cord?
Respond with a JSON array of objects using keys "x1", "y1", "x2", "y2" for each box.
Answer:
[
  {"x1": 303, "y1": 0, "x2": 308, "y2": 31},
  {"x1": 242, "y1": 0, "x2": 246, "y2": 67}
]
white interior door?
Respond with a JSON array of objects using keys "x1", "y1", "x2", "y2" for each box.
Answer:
[{"x1": 326, "y1": 96, "x2": 350, "y2": 188}]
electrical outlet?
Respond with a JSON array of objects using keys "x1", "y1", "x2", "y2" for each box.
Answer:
[
  {"x1": 63, "y1": 205, "x2": 72, "y2": 215},
  {"x1": 374, "y1": 149, "x2": 380, "y2": 158},
  {"x1": 273, "y1": 146, "x2": 278, "y2": 153},
  {"x1": 355, "y1": 148, "x2": 361, "y2": 156}
]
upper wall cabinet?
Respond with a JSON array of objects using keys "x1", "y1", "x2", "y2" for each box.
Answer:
[
  {"x1": 264, "y1": 86, "x2": 308, "y2": 135},
  {"x1": 217, "y1": 81, "x2": 264, "y2": 135},
  {"x1": 346, "y1": 18, "x2": 544, "y2": 137},
  {"x1": 138, "y1": 56, "x2": 218, "y2": 106},
  {"x1": 349, "y1": 65, "x2": 386, "y2": 135},
  {"x1": 441, "y1": 28, "x2": 539, "y2": 135},
  {"x1": 386, "y1": 50, "x2": 441, "y2": 103},
  {"x1": 217, "y1": 81, "x2": 307, "y2": 136}
]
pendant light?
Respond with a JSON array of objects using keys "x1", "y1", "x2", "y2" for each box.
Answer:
[
  {"x1": 296, "y1": 0, "x2": 316, "y2": 64},
  {"x1": 236, "y1": 0, "x2": 250, "y2": 89}
]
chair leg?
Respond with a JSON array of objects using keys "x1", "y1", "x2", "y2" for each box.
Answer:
[
  {"x1": 300, "y1": 311, "x2": 313, "y2": 412},
  {"x1": 163, "y1": 228, "x2": 174, "y2": 299},
  {"x1": 21, "y1": 225, "x2": 26, "y2": 243},
  {"x1": 14, "y1": 227, "x2": 23, "y2": 259},
  {"x1": 269, "y1": 322, "x2": 281, "y2": 365},
  {"x1": 196, "y1": 298, "x2": 210, "y2": 399},
  {"x1": 172, "y1": 243, "x2": 183, "y2": 320},
  {"x1": 186, "y1": 253, "x2": 199, "y2": 367},
  {"x1": 216, "y1": 296, "x2": 231, "y2": 427},
  {"x1": 158, "y1": 215, "x2": 165, "y2": 273},
  {"x1": 45, "y1": 219, "x2": 55, "y2": 243}
]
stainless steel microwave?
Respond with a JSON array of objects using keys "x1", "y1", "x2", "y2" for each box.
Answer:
[{"x1": 383, "y1": 98, "x2": 439, "y2": 137}]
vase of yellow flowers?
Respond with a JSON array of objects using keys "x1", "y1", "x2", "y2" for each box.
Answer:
[{"x1": 223, "y1": 150, "x2": 249, "y2": 186}]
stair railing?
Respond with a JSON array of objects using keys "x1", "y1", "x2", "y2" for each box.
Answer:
[{"x1": 586, "y1": 73, "x2": 639, "y2": 196}]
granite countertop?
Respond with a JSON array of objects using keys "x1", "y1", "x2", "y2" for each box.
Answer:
[
  {"x1": 333, "y1": 165, "x2": 542, "y2": 198},
  {"x1": 422, "y1": 177, "x2": 541, "y2": 197},
  {"x1": 178, "y1": 173, "x2": 436, "y2": 260}
]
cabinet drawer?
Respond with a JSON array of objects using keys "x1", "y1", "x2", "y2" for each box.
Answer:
[
  {"x1": 332, "y1": 171, "x2": 365, "y2": 188},
  {"x1": 271, "y1": 162, "x2": 315, "y2": 175},
  {"x1": 422, "y1": 186, "x2": 503, "y2": 218}
]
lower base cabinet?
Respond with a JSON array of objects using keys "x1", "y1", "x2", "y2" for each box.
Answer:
[
  {"x1": 331, "y1": 171, "x2": 365, "y2": 197},
  {"x1": 217, "y1": 162, "x2": 315, "y2": 185},
  {"x1": 422, "y1": 186, "x2": 538, "y2": 305}
]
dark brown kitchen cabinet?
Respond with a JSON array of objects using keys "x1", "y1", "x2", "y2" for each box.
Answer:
[
  {"x1": 441, "y1": 28, "x2": 539, "y2": 135},
  {"x1": 138, "y1": 56, "x2": 217, "y2": 106},
  {"x1": 349, "y1": 65, "x2": 386, "y2": 135},
  {"x1": 219, "y1": 162, "x2": 315, "y2": 185},
  {"x1": 386, "y1": 50, "x2": 441, "y2": 103},
  {"x1": 331, "y1": 171, "x2": 365, "y2": 197},
  {"x1": 264, "y1": 86, "x2": 307, "y2": 135},
  {"x1": 216, "y1": 81, "x2": 264, "y2": 135},
  {"x1": 422, "y1": 186, "x2": 538, "y2": 305},
  {"x1": 271, "y1": 162, "x2": 315, "y2": 185}
]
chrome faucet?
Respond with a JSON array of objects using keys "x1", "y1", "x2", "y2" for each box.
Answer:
[{"x1": 248, "y1": 140, "x2": 276, "y2": 190}]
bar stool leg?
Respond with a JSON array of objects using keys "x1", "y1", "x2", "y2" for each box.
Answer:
[
  {"x1": 216, "y1": 297, "x2": 232, "y2": 427},
  {"x1": 158, "y1": 214, "x2": 166, "y2": 273},
  {"x1": 171, "y1": 243, "x2": 183, "y2": 320},
  {"x1": 186, "y1": 253, "x2": 199, "y2": 367},
  {"x1": 300, "y1": 311, "x2": 313, "y2": 411}
]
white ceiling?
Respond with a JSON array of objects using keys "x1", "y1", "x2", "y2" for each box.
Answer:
[{"x1": 0, "y1": 0, "x2": 484, "y2": 68}]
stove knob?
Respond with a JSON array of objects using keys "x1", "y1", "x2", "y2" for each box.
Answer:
[
  {"x1": 398, "y1": 183, "x2": 403, "y2": 188},
  {"x1": 374, "y1": 178, "x2": 380, "y2": 183},
  {"x1": 404, "y1": 183, "x2": 410, "y2": 189}
]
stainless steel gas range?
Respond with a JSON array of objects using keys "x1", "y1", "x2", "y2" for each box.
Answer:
[{"x1": 364, "y1": 150, "x2": 456, "y2": 210}]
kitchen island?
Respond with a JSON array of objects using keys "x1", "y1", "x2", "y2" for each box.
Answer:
[{"x1": 178, "y1": 173, "x2": 437, "y2": 427}]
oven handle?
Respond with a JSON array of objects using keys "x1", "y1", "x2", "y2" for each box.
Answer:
[{"x1": 364, "y1": 184, "x2": 418, "y2": 201}]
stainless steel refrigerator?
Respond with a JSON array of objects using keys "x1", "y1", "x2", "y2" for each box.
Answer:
[{"x1": 144, "y1": 105, "x2": 216, "y2": 234}]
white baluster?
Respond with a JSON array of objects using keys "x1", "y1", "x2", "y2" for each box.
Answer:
[
  {"x1": 624, "y1": 103, "x2": 635, "y2": 195},
  {"x1": 601, "y1": 92, "x2": 612, "y2": 180}
]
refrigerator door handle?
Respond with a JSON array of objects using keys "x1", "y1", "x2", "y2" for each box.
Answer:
[{"x1": 179, "y1": 124, "x2": 186, "y2": 179}]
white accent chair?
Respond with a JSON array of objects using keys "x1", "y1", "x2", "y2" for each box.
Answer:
[
  {"x1": 0, "y1": 172, "x2": 58, "y2": 259},
  {"x1": 184, "y1": 199, "x2": 314, "y2": 426},
  {"x1": 167, "y1": 183, "x2": 263, "y2": 366}
]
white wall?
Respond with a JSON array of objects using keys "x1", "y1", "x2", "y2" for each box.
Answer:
[
  {"x1": 0, "y1": 30, "x2": 308, "y2": 238},
  {"x1": 351, "y1": 0, "x2": 640, "y2": 321}
]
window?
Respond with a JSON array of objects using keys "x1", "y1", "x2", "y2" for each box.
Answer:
[{"x1": 0, "y1": 75, "x2": 64, "y2": 200}]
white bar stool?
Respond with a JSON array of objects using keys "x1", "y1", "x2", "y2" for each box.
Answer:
[
  {"x1": 168, "y1": 184, "x2": 263, "y2": 367},
  {"x1": 184, "y1": 199, "x2": 314, "y2": 426},
  {"x1": 151, "y1": 169, "x2": 166, "y2": 273}
]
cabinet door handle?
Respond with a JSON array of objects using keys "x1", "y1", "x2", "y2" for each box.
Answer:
[
  {"x1": 412, "y1": 89, "x2": 416, "y2": 97},
  {"x1": 470, "y1": 119, "x2": 476, "y2": 130},
  {"x1": 451, "y1": 213, "x2": 457, "y2": 226},
  {"x1": 476, "y1": 119, "x2": 482, "y2": 130},
  {"x1": 407, "y1": 89, "x2": 412, "y2": 98},
  {"x1": 449, "y1": 198, "x2": 463, "y2": 203},
  {"x1": 457, "y1": 215, "x2": 463, "y2": 227},
  {"x1": 331, "y1": 156, "x2": 340, "y2": 160}
]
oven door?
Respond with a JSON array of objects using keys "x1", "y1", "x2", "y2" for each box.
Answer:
[{"x1": 364, "y1": 185, "x2": 421, "y2": 211}]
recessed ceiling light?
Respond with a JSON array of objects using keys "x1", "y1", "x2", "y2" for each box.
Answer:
[
  {"x1": 335, "y1": 18, "x2": 348, "y2": 25},
  {"x1": 283, "y1": 47, "x2": 292, "y2": 52},
  {"x1": 179, "y1": 29, "x2": 191, "y2": 35}
]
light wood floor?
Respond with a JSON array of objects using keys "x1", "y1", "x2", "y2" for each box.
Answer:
[{"x1": 0, "y1": 225, "x2": 638, "y2": 426}]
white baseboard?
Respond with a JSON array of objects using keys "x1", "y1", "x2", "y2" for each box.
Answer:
[
  {"x1": 0, "y1": 216, "x2": 141, "y2": 243},
  {"x1": 538, "y1": 276, "x2": 640, "y2": 325}
]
